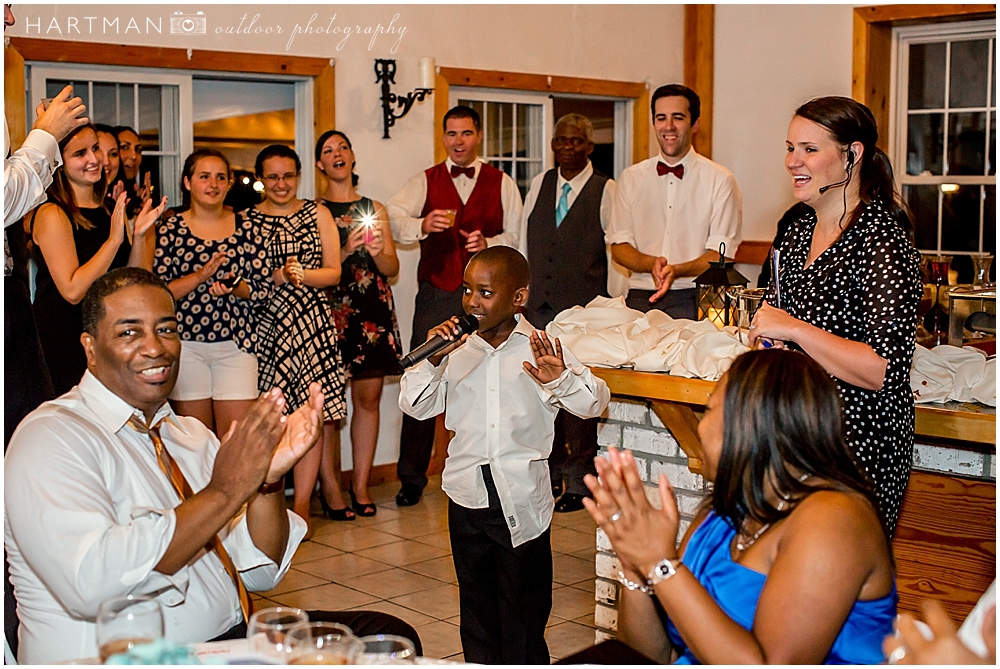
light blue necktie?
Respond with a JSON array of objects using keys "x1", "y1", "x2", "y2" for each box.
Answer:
[{"x1": 555, "y1": 182, "x2": 572, "y2": 227}]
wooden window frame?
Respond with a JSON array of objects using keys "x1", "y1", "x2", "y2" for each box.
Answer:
[
  {"x1": 852, "y1": 4, "x2": 996, "y2": 152},
  {"x1": 3, "y1": 37, "x2": 335, "y2": 189}
]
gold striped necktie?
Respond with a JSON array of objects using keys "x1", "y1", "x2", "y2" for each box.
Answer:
[{"x1": 127, "y1": 415, "x2": 252, "y2": 622}]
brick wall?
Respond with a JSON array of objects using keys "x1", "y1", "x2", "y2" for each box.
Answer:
[{"x1": 589, "y1": 395, "x2": 996, "y2": 643}]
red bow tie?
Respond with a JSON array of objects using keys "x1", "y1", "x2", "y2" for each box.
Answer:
[
  {"x1": 450, "y1": 165, "x2": 475, "y2": 179},
  {"x1": 657, "y1": 162, "x2": 684, "y2": 179}
]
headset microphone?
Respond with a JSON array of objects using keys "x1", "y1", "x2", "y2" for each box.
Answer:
[{"x1": 818, "y1": 149, "x2": 856, "y2": 194}]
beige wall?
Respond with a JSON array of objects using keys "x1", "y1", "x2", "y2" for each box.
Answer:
[{"x1": 713, "y1": 4, "x2": 854, "y2": 247}]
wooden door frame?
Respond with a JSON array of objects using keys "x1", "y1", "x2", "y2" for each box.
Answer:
[
  {"x1": 852, "y1": 4, "x2": 996, "y2": 151},
  {"x1": 4, "y1": 38, "x2": 335, "y2": 189}
]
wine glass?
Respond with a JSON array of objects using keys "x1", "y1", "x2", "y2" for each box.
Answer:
[
  {"x1": 95, "y1": 595, "x2": 165, "y2": 663},
  {"x1": 287, "y1": 622, "x2": 360, "y2": 665},
  {"x1": 354, "y1": 634, "x2": 416, "y2": 664},
  {"x1": 919, "y1": 254, "x2": 952, "y2": 348},
  {"x1": 248, "y1": 606, "x2": 309, "y2": 662}
]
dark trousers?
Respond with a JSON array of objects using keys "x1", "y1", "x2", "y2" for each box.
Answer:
[
  {"x1": 625, "y1": 287, "x2": 698, "y2": 319},
  {"x1": 210, "y1": 610, "x2": 422, "y2": 655},
  {"x1": 449, "y1": 466, "x2": 552, "y2": 664},
  {"x1": 397, "y1": 282, "x2": 465, "y2": 492},
  {"x1": 5, "y1": 275, "x2": 55, "y2": 657},
  {"x1": 550, "y1": 411, "x2": 599, "y2": 496},
  {"x1": 523, "y1": 303, "x2": 599, "y2": 499}
]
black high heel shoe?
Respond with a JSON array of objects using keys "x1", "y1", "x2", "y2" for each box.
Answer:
[
  {"x1": 349, "y1": 484, "x2": 377, "y2": 517},
  {"x1": 319, "y1": 492, "x2": 356, "y2": 521}
]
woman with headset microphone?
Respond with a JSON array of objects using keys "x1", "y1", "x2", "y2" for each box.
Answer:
[{"x1": 748, "y1": 97, "x2": 922, "y2": 535}]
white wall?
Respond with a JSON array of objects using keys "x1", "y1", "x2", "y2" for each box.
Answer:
[
  {"x1": 713, "y1": 4, "x2": 854, "y2": 245},
  {"x1": 11, "y1": 3, "x2": 684, "y2": 467}
]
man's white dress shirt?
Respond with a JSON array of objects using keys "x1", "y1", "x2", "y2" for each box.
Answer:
[
  {"x1": 605, "y1": 149, "x2": 742, "y2": 291},
  {"x1": 518, "y1": 161, "x2": 619, "y2": 295},
  {"x1": 3, "y1": 371, "x2": 307, "y2": 664},
  {"x1": 398, "y1": 316, "x2": 610, "y2": 547},
  {"x1": 4, "y1": 118, "x2": 61, "y2": 227},
  {"x1": 386, "y1": 158, "x2": 523, "y2": 247}
]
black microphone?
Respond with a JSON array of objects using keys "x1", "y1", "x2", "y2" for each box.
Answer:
[
  {"x1": 400, "y1": 314, "x2": 480, "y2": 369},
  {"x1": 818, "y1": 150, "x2": 855, "y2": 194}
]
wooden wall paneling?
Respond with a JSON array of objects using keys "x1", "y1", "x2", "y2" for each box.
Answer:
[
  {"x1": 313, "y1": 62, "x2": 336, "y2": 195},
  {"x1": 733, "y1": 240, "x2": 772, "y2": 265},
  {"x1": 684, "y1": 4, "x2": 714, "y2": 159},
  {"x1": 434, "y1": 73, "x2": 450, "y2": 166},
  {"x1": 4, "y1": 43, "x2": 26, "y2": 149},
  {"x1": 892, "y1": 471, "x2": 996, "y2": 621},
  {"x1": 633, "y1": 88, "x2": 650, "y2": 164}
]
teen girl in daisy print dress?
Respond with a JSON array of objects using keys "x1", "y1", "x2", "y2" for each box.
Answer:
[
  {"x1": 316, "y1": 130, "x2": 403, "y2": 517},
  {"x1": 749, "y1": 97, "x2": 922, "y2": 535}
]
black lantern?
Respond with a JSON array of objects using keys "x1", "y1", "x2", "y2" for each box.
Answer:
[{"x1": 694, "y1": 243, "x2": 749, "y2": 328}]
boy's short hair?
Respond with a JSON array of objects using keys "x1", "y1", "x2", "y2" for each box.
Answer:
[{"x1": 468, "y1": 246, "x2": 530, "y2": 289}]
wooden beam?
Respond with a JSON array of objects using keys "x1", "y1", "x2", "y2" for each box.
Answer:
[
  {"x1": 855, "y1": 4, "x2": 996, "y2": 24},
  {"x1": 434, "y1": 73, "x2": 450, "y2": 166},
  {"x1": 4, "y1": 43, "x2": 26, "y2": 150},
  {"x1": 438, "y1": 67, "x2": 646, "y2": 98},
  {"x1": 733, "y1": 240, "x2": 772, "y2": 266},
  {"x1": 8, "y1": 37, "x2": 330, "y2": 76},
  {"x1": 649, "y1": 401, "x2": 704, "y2": 473},
  {"x1": 633, "y1": 87, "x2": 650, "y2": 165},
  {"x1": 313, "y1": 62, "x2": 336, "y2": 195},
  {"x1": 684, "y1": 4, "x2": 715, "y2": 159}
]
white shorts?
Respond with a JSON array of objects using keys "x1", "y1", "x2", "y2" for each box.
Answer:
[{"x1": 169, "y1": 340, "x2": 259, "y2": 402}]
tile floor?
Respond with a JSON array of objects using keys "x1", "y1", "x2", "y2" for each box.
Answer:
[{"x1": 253, "y1": 476, "x2": 600, "y2": 663}]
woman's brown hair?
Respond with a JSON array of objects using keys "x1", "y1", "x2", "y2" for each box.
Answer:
[{"x1": 46, "y1": 124, "x2": 108, "y2": 230}]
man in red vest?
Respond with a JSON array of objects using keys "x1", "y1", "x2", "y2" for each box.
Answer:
[{"x1": 387, "y1": 105, "x2": 523, "y2": 507}]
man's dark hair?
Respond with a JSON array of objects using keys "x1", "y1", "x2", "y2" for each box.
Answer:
[
  {"x1": 82, "y1": 268, "x2": 175, "y2": 335},
  {"x1": 255, "y1": 144, "x2": 301, "y2": 177},
  {"x1": 651, "y1": 84, "x2": 701, "y2": 124},
  {"x1": 468, "y1": 246, "x2": 530, "y2": 290},
  {"x1": 443, "y1": 105, "x2": 482, "y2": 133}
]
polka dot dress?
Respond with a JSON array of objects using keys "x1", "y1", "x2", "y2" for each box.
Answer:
[
  {"x1": 767, "y1": 201, "x2": 922, "y2": 534},
  {"x1": 249, "y1": 201, "x2": 347, "y2": 423},
  {"x1": 154, "y1": 212, "x2": 270, "y2": 354}
]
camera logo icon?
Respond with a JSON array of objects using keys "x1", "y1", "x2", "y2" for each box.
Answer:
[{"x1": 170, "y1": 11, "x2": 207, "y2": 35}]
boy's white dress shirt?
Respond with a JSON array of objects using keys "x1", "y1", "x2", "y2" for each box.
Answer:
[{"x1": 399, "y1": 315, "x2": 610, "y2": 547}]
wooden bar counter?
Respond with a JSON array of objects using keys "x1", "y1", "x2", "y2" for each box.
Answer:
[{"x1": 591, "y1": 367, "x2": 996, "y2": 621}]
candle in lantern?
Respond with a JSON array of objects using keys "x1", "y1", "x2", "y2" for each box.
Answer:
[{"x1": 419, "y1": 57, "x2": 436, "y2": 89}]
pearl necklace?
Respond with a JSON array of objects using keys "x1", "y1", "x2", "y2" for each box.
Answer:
[{"x1": 735, "y1": 474, "x2": 810, "y2": 552}]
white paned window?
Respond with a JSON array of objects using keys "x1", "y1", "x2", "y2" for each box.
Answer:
[
  {"x1": 452, "y1": 88, "x2": 553, "y2": 199},
  {"x1": 891, "y1": 19, "x2": 996, "y2": 281}
]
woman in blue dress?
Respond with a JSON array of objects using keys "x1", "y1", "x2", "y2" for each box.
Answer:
[{"x1": 585, "y1": 349, "x2": 896, "y2": 664}]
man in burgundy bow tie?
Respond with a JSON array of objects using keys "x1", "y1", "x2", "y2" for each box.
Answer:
[
  {"x1": 386, "y1": 105, "x2": 523, "y2": 507},
  {"x1": 606, "y1": 84, "x2": 743, "y2": 318}
]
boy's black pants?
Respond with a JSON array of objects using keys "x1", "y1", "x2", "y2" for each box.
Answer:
[{"x1": 448, "y1": 465, "x2": 552, "y2": 664}]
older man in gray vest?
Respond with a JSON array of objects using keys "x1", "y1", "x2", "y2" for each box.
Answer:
[{"x1": 519, "y1": 113, "x2": 616, "y2": 512}]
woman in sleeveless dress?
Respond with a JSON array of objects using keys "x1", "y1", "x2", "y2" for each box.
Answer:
[
  {"x1": 316, "y1": 130, "x2": 402, "y2": 516},
  {"x1": 247, "y1": 144, "x2": 351, "y2": 532},
  {"x1": 30, "y1": 123, "x2": 165, "y2": 394},
  {"x1": 586, "y1": 350, "x2": 896, "y2": 664}
]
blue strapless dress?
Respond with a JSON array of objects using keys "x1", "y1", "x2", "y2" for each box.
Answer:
[{"x1": 665, "y1": 511, "x2": 896, "y2": 664}]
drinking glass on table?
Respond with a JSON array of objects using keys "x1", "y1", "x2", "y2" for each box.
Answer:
[
  {"x1": 96, "y1": 595, "x2": 165, "y2": 663},
  {"x1": 248, "y1": 606, "x2": 309, "y2": 662},
  {"x1": 355, "y1": 634, "x2": 416, "y2": 664},
  {"x1": 288, "y1": 622, "x2": 360, "y2": 665}
]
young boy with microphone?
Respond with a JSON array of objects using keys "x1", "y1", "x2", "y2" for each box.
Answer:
[{"x1": 399, "y1": 246, "x2": 609, "y2": 664}]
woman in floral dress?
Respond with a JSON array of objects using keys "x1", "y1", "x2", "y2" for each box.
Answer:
[{"x1": 316, "y1": 130, "x2": 402, "y2": 516}]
